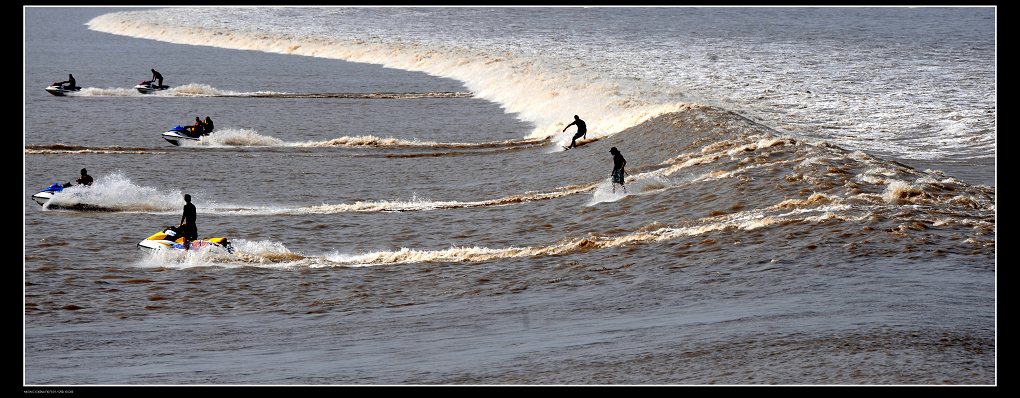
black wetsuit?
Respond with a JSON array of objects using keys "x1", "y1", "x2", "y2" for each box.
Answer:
[
  {"x1": 152, "y1": 70, "x2": 164, "y2": 87},
  {"x1": 57, "y1": 76, "x2": 76, "y2": 89},
  {"x1": 566, "y1": 118, "x2": 587, "y2": 147},
  {"x1": 76, "y1": 174, "x2": 93, "y2": 186},
  {"x1": 181, "y1": 202, "x2": 197, "y2": 240}
]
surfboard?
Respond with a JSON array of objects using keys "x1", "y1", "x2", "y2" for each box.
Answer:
[{"x1": 563, "y1": 136, "x2": 602, "y2": 151}]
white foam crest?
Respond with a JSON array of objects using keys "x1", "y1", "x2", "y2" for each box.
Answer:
[
  {"x1": 43, "y1": 172, "x2": 182, "y2": 212},
  {"x1": 883, "y1": 179, "x2": 924, "y2": 203},
  {"x1": 319, "y1": 245, "x2": 522, "y2": 268},
  {"x1": 588, "y1": 180, "x2": 629, "y2": 205},
  {"x1": 292, "y1": 135, "x2": 437, "y2": 148},
  {"x1": 587, "y1": 173, "x2": 678, "y2": 206},
  {"x1": 71, "y1": 84, "x2": 244, "y2": 97},
  {"x1": 301, "y1": 197, "x2": 453, "y2": 214},
  {"x1": 231, "y1": 239, "x2": 291, "y2": 254},
  {"x1": 313, "y1": 204, "x2": 838, "y2": 268},
  {"x1": 87, "y1": 10, "x2": 688, "y2": 140},
  {"x1": 259, "y1": 186, "x2": 594, "y2": 215},
  {"x1": 228, "y1": 239, "x2": 306, "y2": 266},
  {"x1": 865, "y1": 167, "x2": 898, "y2": 177},
  {"x1": 163, "y1": 83, "x2": 239, "y2": 96},
  {"x1": 76, "y1": 87, "x2": 144, "y2": 97},
  {"x1": 136, "y1": 245, "x2": 238, "y2": 269},
  {"x1": 199, "y1": 128, "x2": 284, "y2": 147}
]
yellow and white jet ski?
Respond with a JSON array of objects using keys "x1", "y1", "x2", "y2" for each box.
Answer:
[{"x1": 137, "y1": 226, "x2": 235, "y2": 254}]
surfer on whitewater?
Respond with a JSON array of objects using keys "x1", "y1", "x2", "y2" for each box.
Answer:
[
  {"x1": 562, "y1": 115, "x2": 587, "y2": 149},
  {"x1": 610, "y1": 147, "x2": 627, "y2": 193}
]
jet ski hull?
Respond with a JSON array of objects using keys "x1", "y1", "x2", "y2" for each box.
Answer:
[
  {"x1": 31, "y1": 191, "x2": 54, "y2": 205},
  {"x1": 45, "y1": 85, "x2": 81, "y2": 96},
  {"x1": 138, "y1": 228, "x2": 235, "y2": 254},
  {"x1": 135, "y1": 82, "x2": 170, "y2": 94},
  {"x1": 162, "y1": 130, "x2": 202, "y2": 146},
  {"x1": 32, "y1": 182, "x2": 66, "y2": 205},
  {"x1": 163, "y1": 125, "x2": 207, "y2": 146}
]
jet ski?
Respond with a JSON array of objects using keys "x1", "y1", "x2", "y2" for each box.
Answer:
[
  {"x1": 44, "y1": 83, "x2": 81, "y2": 96},
  {"x1": 30, "y1": 182, "x2": 112, "y2": 211},
  {"x1": 134, "y1": 80, "x2": 170, "y2": 94},
  {"x1": 162, "y1": 124, "x2": 209, "y2": 145},
  {"x1": 31, "y1": 182, "x2": 69, "y2": 205},
  {"x1": 137, "y1": 226, "x2": 235, "y2": 254}
]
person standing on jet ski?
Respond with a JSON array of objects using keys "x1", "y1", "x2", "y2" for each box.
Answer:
[
  {"x1": 179, "y1": 194, "x2": 197, "y2": 250},
  {"x1": 151, "y1": 69, "x2": 163, "y2": 87}
]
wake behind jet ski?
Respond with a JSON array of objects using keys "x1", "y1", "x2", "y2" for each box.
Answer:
[
  {"x1": 135, "y1": 80, "x2": 170, "y2": 94},
  {"x1": 137, "y1": 226, "x2": 235, "y2": 254}
]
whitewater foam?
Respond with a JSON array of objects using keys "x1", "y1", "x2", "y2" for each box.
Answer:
[{"x1": 42, "y1": 172, "x2": 184, "y2": 213}]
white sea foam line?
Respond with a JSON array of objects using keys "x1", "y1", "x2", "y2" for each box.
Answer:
[
  {"x1": 312, "y1": 204, "x2": 867, "y2": 268},
  {"x1": 158, "y1": 195, "x2": 978, "y2": 268},
  {"x1": 212, "y1": 184, "x2": 597, "y2": 216},
  {"x1": 165, "y1": 128, "x2": 546, "y2": 149}
]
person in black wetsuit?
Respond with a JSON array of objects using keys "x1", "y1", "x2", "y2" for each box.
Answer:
[
  {"x1": 151, "y1": 69, "x2": 163, "y2": 87},
  {"x1": 75, "y1": 168, "x2": 93, "y2": 186},
  {"x1": 179, "y1": 194, "x2": 197, "y2": 249},
  {"x1": 610, "y1": 147, "x2": 627, "y2": 193},
  {"x1": 562, "y1": 115, "x2": 587, "y2": 149},
  {"x1": 56, "y1": 74, "x2": 76, "y2": 90}
]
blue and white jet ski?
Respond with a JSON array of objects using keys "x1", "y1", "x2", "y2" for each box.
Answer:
[
  {"x1": 162, "y1": 124, "x2": 209, "y2": 146},
  {"x1": 134, "y1": 80, "x2": 170, "y2": 94},
  {"x1": 138, "y1": 226, "x2": 235, "y2": 254},
  {"x1": 31, "y1": 182, "x2": 69, "y2": 205},
  {"x1": 44, "y1": 82, "x2": 81, "y2": 96}
]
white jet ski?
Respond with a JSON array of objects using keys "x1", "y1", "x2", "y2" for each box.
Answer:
[
  {"x1": 135, "y1": 80, "x2": 170, "y2": 94},
  {"x1": 32, "y1": 182, "x2": 68, "y2": 205},
  {"x1": 162, "y1": 124, "x2": 208, "y2": 146},
  {"x1": 44, "y1": 83, "x2": 81, "y2": 96}
]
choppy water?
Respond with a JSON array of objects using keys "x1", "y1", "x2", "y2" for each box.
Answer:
[{"x1": 24, "y1": 6, "x2": 995, "y2": 385}]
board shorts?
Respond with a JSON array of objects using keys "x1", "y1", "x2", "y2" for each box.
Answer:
[{"x1": 612, "y1": 169, "x2": 625, "y2": 185}]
